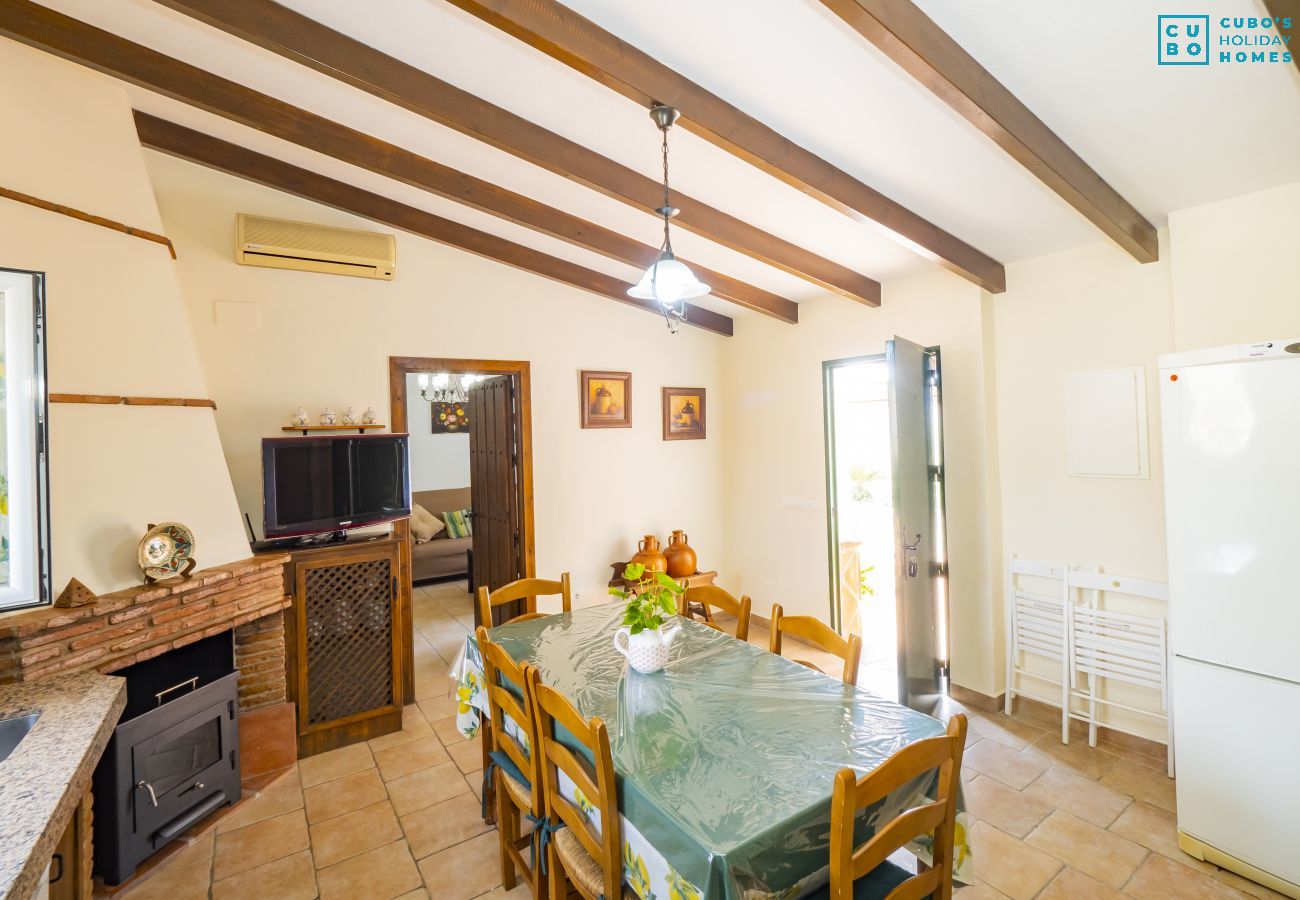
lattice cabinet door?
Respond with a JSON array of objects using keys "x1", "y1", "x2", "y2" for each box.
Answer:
[{"x1": 288, "y1": 538, "x2": 402, "y2": 755}]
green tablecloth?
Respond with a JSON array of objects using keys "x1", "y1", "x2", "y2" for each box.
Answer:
[{"x1": 453, "y1": 602, "x2": 972, "y2": 899}]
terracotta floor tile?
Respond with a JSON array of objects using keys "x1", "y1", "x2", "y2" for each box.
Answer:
[
  {"x1": 953, "y1": 883, "x2": 1012, "y2": 899},
  {"x1": 304, "y1": 766, "x2": 389, "y2": 823},
  {"x1": 387, "y1": 760, "x2": 470, "y2": 816},
  {"x1": 216, "y1": 767, "x2": 303, "y2": 833},
  {"x1": 298, "y1": 742, "x2": 375, "y2": 789},
  {"x1": 400, "y1": 791, "x2": 491, "y2": 860},
  {"x1": 316, "y1": 838, "x2": 422, "y2": 900},
  {"x1": 1024, "y1": 765, "x2": 1131, "y2": 827},
  {"x1": 1026, "y1": 734, "x2": 1122, "y2": 780},
  {"x1": 448, "y1": 737, "x2": 485, "y2": 775},
  {"x1": 211, "y1": 849, "x2": 316, "y2": 900},
  {"x1": 1211, "y1": 866, "x2": 1291, "y2": 898},
  {"x1": 213, "y1": 808, "x2": 310, "y2": 880},
  {"x1": 116, "y1": 859, "x2": 211, "y2": 900},
  {"x1": 1124, "y1": 852, "x2": 1248, "y2": 899},
  {"x1": 968, "y1": 713, "x2": 1048, "y2": 751},
  {"x1": 165, "y1": 826, "x2": 214, "y2": 869},
  {"x1": 1038, "y1": 866, "x2": 1127, "y2": 899},
  {"x1": 368, "y1": 705, "x2": 434, "y2": 753},
  {"x1": 970, "y1": 821, "x2": 1062, "y2": 900},
  {"x1": 374, "y1": 735, "x2": 453, "y2": 781},
  {"x1": 964, "y1": 774, "x2": 1052, "y2": 838},
  {"x1": 309, "y1": 798, "x2": 402, "y2": 868},
  {"x1": 395, "y1": 890, "x2": 432, "y2": 900},
  {"x1": 1108, "y1": 801, "x2": 1214, "y2": 873},
  {"x1": 1025, "y1": 810, "x2": 1146, "y2": 888},
  {"x1": 417, "y1": 694, "x2": 458, "y2": 722},
  {"x1": 963, "y1": 739, "x2": 1051, "y2": 790},
  {"x1": 431, "y1": 714, "x2": 468, "y2": 746},
  {"x1": 1099, "y1": 758, "x2": 1177, "y2": 812},
  {"x1": 415, "y1": 830, "x2": 501, "y2": 900},
  {"x1": 473, "y1": 884, "x2": 533, "y2": 899}
]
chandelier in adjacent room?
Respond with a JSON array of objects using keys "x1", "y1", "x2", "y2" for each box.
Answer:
[{"x1": 417, "y1": 372, "x2": 484, "y2": 404}]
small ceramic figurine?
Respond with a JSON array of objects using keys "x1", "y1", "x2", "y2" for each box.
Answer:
[
  {"x1": 290, "y1": 406, "x2": 310, "y2": 427},
  {"x1": 320, "y1": 407, "x2": 337, "y2": 426},
  {"x1": 341, "y1": 406, "x2": 358, "y2": 426},
  {"x1": 361, "y1": 406, "x2": 378, "y2": 425}
]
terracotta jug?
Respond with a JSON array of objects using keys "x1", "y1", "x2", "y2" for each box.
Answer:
[
  {"x1": 630, "y1": 535, "x2": 668, "y2": 575},
  {"x1": 664, "y1": 530, "x2": 697, "y2": 578}
]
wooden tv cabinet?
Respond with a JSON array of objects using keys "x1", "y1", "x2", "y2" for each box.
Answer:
[{"x1": 270, "y1": 534, "x2": 406, "y2": 757}]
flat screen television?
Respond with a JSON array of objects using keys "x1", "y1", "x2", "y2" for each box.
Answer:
[{"x1": 262, "y1": 433, "x2": 410, "y2": 538}]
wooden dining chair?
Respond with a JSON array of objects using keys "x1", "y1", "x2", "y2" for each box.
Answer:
[
  {"x1": 770, "y1": 603, "x2": 862, "y2": 685},
  {"x1": 524, "y1": 668, "x2": 627, "y2": 900},
  {"x1": 477, "y1": 573, "x2": 572, "y2": 628},
  {"x1": 679, "y1": 584, "x2": 751, "y2": 641},
  {"x1": 477, "y1": 627, "x2": 545, "y2": 899},
  {"x1": 821, "y1": 715, "x2": 968, "y2": 900}
]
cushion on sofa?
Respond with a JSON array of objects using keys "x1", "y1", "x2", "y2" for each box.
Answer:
[{"x1": 411, "y1": 504, "x2": 445, "y2": 543}]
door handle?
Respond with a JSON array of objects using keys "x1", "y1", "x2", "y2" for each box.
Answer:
[
  {"x1": 137, "y1": 780, "x2": 159, "y2": 808},
  {"x1": 903, "y1": 529, "x2": 922, "y2": 578}
]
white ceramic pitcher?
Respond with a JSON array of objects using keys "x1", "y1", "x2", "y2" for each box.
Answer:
[{"x1": 613, "y1": 623, "x2": 682, "y2": 674}]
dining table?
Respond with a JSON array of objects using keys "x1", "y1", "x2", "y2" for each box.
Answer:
[{"x1": 451, "y1": 602, "x2": 973, "y2": 900}]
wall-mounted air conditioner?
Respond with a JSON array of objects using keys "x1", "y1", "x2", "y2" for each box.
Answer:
[{"x1": 235, "y1": 213, "x2": 395, "y2": 280}]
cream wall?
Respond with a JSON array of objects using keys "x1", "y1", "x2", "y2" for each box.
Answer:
[
  {"x1": 721, "y1": 271, "x2": 1003, "y2": 696},
  {"x1": 1169, "y1": 180, "x2": 1300, "y2": 351},
  {"x1": 0, "y1": 43, "x2": 248, "y2": 596},
  {"x1": 144, "y1": 151, "x2": 728, "y2": 605}
]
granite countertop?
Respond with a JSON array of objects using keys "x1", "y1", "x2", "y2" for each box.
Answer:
[{"x1": 0, "y1": 672, "x2": 126, "y2": 900}]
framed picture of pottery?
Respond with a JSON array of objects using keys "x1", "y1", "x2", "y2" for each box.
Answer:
[
  {"x1": 431, "y1": 401, "x2": 468, "y2": 433},
  {"x1": 662, "y1": 387, "x2": 706, "y2": 440},
  {"x1": 580, "y1": 370, "x2": 632, "y2": 428}
]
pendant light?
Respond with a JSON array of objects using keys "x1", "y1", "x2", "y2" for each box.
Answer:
[{"x1": 628, "y1": 104, "x2": 708, "y2": 333}]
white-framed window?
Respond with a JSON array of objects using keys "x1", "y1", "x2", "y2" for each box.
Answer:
[{"x1": 0, "y1": 268, "x2": 50, "y2": 610}]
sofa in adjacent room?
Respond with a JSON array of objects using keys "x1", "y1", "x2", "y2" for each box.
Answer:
[{"x1": 410, "y1": 487, "x2": 471, "y2": 583}]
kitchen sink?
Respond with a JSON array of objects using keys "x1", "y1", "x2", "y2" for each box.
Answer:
[{"x1": 0, "y1": 712, "x2": 40, "y2": 763}]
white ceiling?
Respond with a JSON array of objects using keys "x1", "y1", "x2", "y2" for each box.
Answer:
[{"x1": 29, "y1": 0, "x2": 1300, "y2": 317}]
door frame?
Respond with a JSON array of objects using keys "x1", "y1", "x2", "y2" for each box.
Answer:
[
  {"x1": 821, "y1": 352, "x2": 886, "y2": 633},
  {"x1": 388, "y1": 356, "x2": 536, "y2": 700},
  {"x1": 821, "y1": 348, "x2": 951, "y2": 695}
]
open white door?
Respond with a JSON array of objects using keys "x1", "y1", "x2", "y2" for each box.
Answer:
[{"x1": 888, "y1": 336, "x2": 947, "y2": 713}]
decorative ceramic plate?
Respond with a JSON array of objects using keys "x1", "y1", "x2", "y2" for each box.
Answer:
[{"x1": 138, "y1": 522, "x2": 196, "y2": 581}]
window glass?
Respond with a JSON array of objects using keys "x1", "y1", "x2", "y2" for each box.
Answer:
[{"x1": 0, "y1": 269, "x2": 49, "y2": 610}]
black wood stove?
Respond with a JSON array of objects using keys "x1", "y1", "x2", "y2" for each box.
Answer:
[{"x1": 93, "y1": 632, "x2": 241, "y2": 884}]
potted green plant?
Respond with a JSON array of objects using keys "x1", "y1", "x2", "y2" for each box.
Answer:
[{"x1": 610, "y1": 562, "x2": 684, "y2": 674}]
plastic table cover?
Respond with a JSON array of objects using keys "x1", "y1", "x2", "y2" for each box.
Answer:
[{"x1": 452, "y1": 603, "x2": 973, "y2": 899}]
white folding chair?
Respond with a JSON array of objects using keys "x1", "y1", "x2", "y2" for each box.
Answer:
[
  {"x1": 1066, "y1": 569, "x2": 1173, "y2": 776},
  {"x1": 1004, "y1": 556, "x2": 1069, "y2": 739}
]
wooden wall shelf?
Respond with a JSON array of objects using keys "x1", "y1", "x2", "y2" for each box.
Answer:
[{"x1": 281, "y1": 424, "x2": 386, "y2": 435}]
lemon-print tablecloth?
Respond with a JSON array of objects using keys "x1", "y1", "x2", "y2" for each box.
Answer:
[{"x1": 451, "y1": 603, "x2": 972, "y2": 899}]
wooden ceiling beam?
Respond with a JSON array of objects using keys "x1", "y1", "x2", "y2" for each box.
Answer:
[
  {"x1": 0, "y1": 1, "x2": 776, "y2": 323},
  {"x1": 444, "y1": 0, "x2": 1007, "y2": 293},
  {"x1": 149, "y1": 0, "x2": 856, "y2": 311},
  {"x1": 134, "y1": 112, "x2": 733, "y2": 335},
  {"x1": 817, "y1": 0, "x2": 1159, "y2": 263},
  {"x1": 1261, "y1": 0, "x2": 1300, "y2": 78}
]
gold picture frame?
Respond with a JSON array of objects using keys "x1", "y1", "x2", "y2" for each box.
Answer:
[
  {"x1": 580, "y1": 371, "x2": 632, "y2": 428},
  {"x1": 662, "y1": 387, "x2": 706, "y2": 440}
]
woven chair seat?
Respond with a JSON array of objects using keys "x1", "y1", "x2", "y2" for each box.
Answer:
[
  {"x1": 553, "y1": 828, "x2": 634, "y2": 899},
  {"x1": 499, "y1": 769, "x2": 532, "y2": 812}
]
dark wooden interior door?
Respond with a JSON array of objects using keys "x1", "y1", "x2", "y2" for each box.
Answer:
[{"x1": 468, "y1": 375, "x2": 525, "y2": 626}]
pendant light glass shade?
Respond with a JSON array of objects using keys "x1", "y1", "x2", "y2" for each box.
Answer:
[{"x1": 627, "y1": 251, "x2": 710, "y2": 305}]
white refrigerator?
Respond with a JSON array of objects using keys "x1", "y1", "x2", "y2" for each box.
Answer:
[{"x1": 1160, "y1": 339, "x2": 1300, "y2": 896}]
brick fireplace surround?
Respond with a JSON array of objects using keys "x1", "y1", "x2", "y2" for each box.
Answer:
[{"x1": 0, "y1": 554, "x2": 290, "y2": 709}]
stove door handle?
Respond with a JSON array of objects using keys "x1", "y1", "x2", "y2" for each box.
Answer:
[{"x1": 136, "y1": 780, "x2": 159, "y2": 808}]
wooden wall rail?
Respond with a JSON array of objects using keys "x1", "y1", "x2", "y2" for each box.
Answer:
[
  {"x1": 0, "y1": 187, "x2": 176, "y2": 259},
  {"x1": 50, "y1": 393, "x2": 217, "y2": 409}
]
